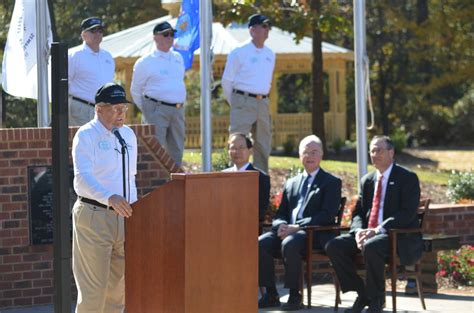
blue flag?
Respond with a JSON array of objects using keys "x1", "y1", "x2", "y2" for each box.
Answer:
[{"x1": 173, "y1": 0, "x2": 200, "y2": 70}]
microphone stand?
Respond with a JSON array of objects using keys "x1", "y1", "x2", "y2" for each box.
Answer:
[
  {"x1": 121, "y1": 143, "x2": 126, "y2": 199},
  {"x1": 112, "y1": 127, "x2": 127, "y2": 199}
]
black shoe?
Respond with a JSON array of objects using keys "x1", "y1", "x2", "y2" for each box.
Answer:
[
  {"x1": 258, "y1": 293, "x2": 281, "y2": 309},
  {"x1": 366, "y1": 298, "x2": 384, "y2": 313},
  {"x1": 281, "y1": 294, "x2": 304, "y2": 311},
  {"x1": 344, "y1": 296, "x2": 369, "y2": 313}
]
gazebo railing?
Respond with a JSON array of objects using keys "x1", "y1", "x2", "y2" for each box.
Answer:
[{"x1": 184, "y1": 112, "x2": 346, "y2": 149}]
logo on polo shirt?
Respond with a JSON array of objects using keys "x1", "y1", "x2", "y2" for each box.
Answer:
[{"x1": 98, "y1": 141, "x2": 111, "y2": 150}]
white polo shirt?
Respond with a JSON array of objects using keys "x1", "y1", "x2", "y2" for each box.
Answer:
[
  {"x1": 221, "y1": 40, "x2": 275, "y2": 101},
  {"x1": 72, "y1": 117, "x2": 138, "y2": 205},
  {"x1": 130, "y1": 49, "x2": 186, "y2": 109},
  {"x1": 68, "y1": 43, "x2": 115, "y2": 103}
]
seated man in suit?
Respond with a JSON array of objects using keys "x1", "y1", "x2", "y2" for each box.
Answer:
[
  {"x1": 258, "y1": 135, "x2": 342, "y2": 310},
  {"x1": 223, "y1": 132, "x2": 270, "y2": 222},
  {"x1": 325, "y1": 135, "x2": 422, "y2": 313}
]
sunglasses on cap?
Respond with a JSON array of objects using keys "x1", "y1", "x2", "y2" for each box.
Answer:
[{"x1": 89, "y1": 27, "x2": 104, "y2": 34}]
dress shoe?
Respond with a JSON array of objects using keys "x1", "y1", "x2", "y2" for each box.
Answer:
[
  {"x1": 366, "y1": 298, "x2": 384, "y2": 313},
  {"x1": 258, "y1": 293, "x2": 281, "y2": 308},
  {"x1": 344, "y1": 296, "x2": 369, "y2": 313},
  {"x1": 281, "y1": 294, "x2": 304, "y2": 311}
]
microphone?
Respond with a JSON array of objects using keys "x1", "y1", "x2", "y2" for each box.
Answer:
[{"x1": 111, "y1": 127, "x2": 127, "y2": 147}]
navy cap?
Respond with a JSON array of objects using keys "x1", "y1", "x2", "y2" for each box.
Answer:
[
  {"x1": 81, "y1": 17, "x2": 105, "y2": 31},
  {"x1": 153, "y1": 21, "x2": 176, "y2": 34},
  {"x1": 95, "y1": 83, "x2": 130, "y2": 105},
  {"x1": 248, "y1": 14, "x2": 271, "y2": 28}
]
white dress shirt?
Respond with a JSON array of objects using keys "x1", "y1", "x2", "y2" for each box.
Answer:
[
  {"x1": 130, "y1": 49, "x2": 186, "y2": 109},
  {"x1": 68, "y1": 43, "x2": 115, "y2": 103},
  {"x1": 374, "y1": 163, "x2": 394, "y2": 232},
  {"x1": 221, "y1": 40, "x2": 275, "y2": 102},
  {"x1": 291, "y1": 168, "x2": 319, "y2": 224},
  {"x1": 72, "y1": 117, "x2": 138, "y2": 205}
]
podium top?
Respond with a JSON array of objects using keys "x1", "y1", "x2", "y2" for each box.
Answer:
[{"x1": 171, "y1": 171, "x2": 258, "y2": 180}]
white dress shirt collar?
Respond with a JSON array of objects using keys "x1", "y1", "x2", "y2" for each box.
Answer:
[{"x1": 233, "y1": 162, "x2": 251, "y2": 172}]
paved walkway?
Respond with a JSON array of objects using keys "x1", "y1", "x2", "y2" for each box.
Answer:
[{"x1": 1, "y1": 284, "x2": 472, "y2": 313}]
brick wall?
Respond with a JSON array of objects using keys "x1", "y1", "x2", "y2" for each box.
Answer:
[
  {"x1": 424, "y1": 203, "x2": 474, "y2": 245},
  {"x1": 0, "y1": 125, "x2": 179, "y2": 308}
]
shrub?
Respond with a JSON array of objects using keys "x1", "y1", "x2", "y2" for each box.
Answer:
[
  {"x1": 332, "y1": 137, "x2": 344, "y2": 155},
  {"x1": 282, "y1": 136, "x2": 296, "y2": 156},
  {"x1": 447, "y1": 171, "x2": 474, "y2": 203},
  {"x1": 437, "y1": 245, "x2": 474, "y2": 286},
  {"x1": 212, "y1": 148, "x2": 230, "y2": 171},
  {"x1": 390, "y1": 128, "x2": 407, "y2": 153}
]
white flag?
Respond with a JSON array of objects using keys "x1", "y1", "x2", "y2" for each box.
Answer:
[{"x1": 1, "y1": 0, "x2": 52, "y2": 99}]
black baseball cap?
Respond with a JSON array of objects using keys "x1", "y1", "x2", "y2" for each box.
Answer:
[
  {"x1": 153, "y1": 21, "x2": 176, "y2": 34},
  {"x1": 248, "y1": 14, "x2": 271, "y2": 28},
  {"x1": 95, "y1": 83, "x2": 130, "y2": 105},
  {"x1": 81, "y1": 17, "x2": 105, "y2": 31}
]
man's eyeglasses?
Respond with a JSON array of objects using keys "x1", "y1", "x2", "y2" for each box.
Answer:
[
  {"x1": 111, "y1": 105, "x2": 128, "y2": 114},
  {"x1": 369, "y1": 147, "x2": 388, "y2": 154},
  {"x1": 89, "y1": 27, "x2": 104, "y2": 34},
  {"x1": 261, "y1": 23, "x2": 271, "y2": 29},
  {"x1": 302, "y1": 150, "x2": 322, "y2": 157}
]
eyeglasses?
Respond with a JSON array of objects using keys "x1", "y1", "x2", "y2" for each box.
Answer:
[
  {"x1": 111, "y1": 105, "x2": 128, "y2": 114},
  {"x1": 261, "y1": 23, "x2": 271, "y2": 29},
  {"x1": 302, "y1": 149, "x2": 322, "y2": 157},
  {"x1": 369, "y1": 147, "x2": 388, "y2": 154},
  {"x1": 89, "y1": 27, "x2": 104, "y2": 34}
]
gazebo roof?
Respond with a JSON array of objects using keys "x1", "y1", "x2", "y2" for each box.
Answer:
[{"x1": 97, "y1": 15, "x2": 353, "y2": 60}]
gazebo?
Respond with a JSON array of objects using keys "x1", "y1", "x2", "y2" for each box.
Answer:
[{"x1": 97, "y1": 15, "x2": 353, "y2": 148}]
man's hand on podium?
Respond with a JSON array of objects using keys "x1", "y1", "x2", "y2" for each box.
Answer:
[{"x1": 108, "y1": 194, "x2": 133, "y2": 218}]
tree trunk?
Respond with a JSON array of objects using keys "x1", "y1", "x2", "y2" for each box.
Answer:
[{"x1": 310, "y1": 0, "x2": 327, "y2": 153}]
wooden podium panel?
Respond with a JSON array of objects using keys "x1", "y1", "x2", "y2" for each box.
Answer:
[{"x1": 125, "y1": 172, "x2": 258, "y2": 313}]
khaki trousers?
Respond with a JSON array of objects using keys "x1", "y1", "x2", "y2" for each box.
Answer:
[
  {"x1": 229, "y1": 92, "x2": 271, "y2": 173},
  {"x1": 72, "y1": 200, "x2": 125, "y2": 313},
  {"x1": 141, "y1": 97, "x2": 185, "y2": 166},
  {"x1": 69, "y1": 96, "x2": 95, "y2": 127}
]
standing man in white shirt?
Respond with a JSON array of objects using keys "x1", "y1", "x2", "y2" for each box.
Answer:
[
  {"x1": 221, "y1": 14, "x2": 276, "y2": 174},
  {"x1": 72, "y1": 83, "x2": 137, "y2": 313},
  {"x1": 68, "y1": 17, "x2": 115, "y2": 126},
  {"x1": 131, "y1": 21, "x2": 186, "y2": 166}
]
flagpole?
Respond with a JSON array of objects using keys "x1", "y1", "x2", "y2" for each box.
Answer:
[
  {"x1": 354, "y1": 0, "x2": 368, "y2": 189},
  {"x1": 200, "y1": 0, "x2": 212, "y2": 172},
  {"x1": 36, "y1": 0, "x2": 50, "y2": 127}
]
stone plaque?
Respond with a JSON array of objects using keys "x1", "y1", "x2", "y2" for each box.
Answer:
[{"x1": 28, "y1": 166, "x2": 76, "y2": 245}]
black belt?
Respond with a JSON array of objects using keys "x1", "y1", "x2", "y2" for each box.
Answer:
[
  {"x1": 233, "y1": 89, "x2": 268, "y2": 100},
  {"x1": 144, "y1": 95, "x2": 183, "y2": 108},
  {"x1": 71, "y1": 96, "x2": 95, "y2": 107},
  {"x1": 78, "y1": 196, "x2": 113, "y2": 210}
]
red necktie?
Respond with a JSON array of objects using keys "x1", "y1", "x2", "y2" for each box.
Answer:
[{"x1": 368, "y1": 175, "x2": 383, "y2": 228}]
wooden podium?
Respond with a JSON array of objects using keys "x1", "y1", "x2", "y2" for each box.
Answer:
[{"x1": 125, "y1": 172, "x2": 258, "y2": 313}]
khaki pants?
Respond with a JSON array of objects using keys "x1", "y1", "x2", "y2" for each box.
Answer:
[
  {"x1": 141, "y1": 97, "x2": 185, "y2": 166},
  {"x1": 229, "y1": 92, "x2": 271, "y2": 173},
  {"x1": 69, "y1": 96, "x2": 95, "y2": 126},
  {"x1": 72, "y1": 201, "x2": 125, "y2": 313}
]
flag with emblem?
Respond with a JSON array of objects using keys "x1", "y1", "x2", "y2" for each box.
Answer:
[
  {"x1": 1, "y1": 0, "x2": 52, "y2": 99},
  {"x1": 173, "y1": 0, "x2": 200, "y2": 70}
]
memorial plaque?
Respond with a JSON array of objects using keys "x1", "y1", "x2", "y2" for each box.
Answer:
[{"x1": 28, "y1": 165, "x2": 76, "y2": 245}]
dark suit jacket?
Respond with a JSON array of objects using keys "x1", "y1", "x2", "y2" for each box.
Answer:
[
  {"x1": 272, "y1": 168, "x2": 342, "y2": 247},
  {"x1": 223, "y1": 163, "x2": 270, "y2": 221},
  {"x1": 350, "y1": 163, "x2": 422, "y2": 265}
]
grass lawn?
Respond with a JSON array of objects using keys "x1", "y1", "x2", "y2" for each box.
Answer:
[{"x1": 183, "y1": 150, "x2": 451, "y2": 185}]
